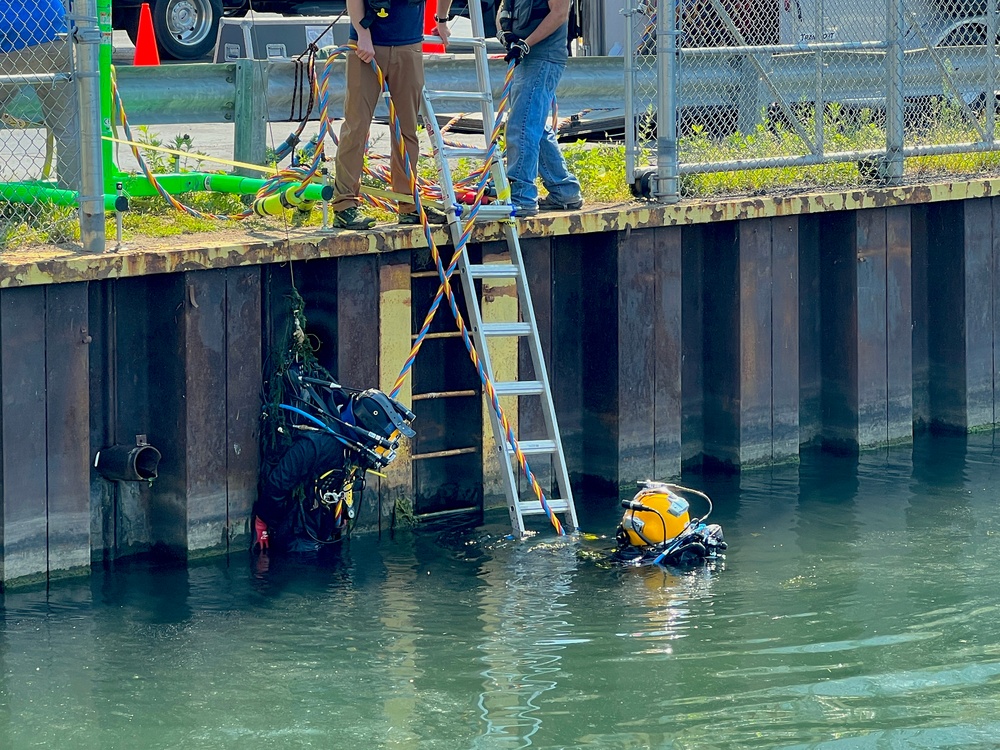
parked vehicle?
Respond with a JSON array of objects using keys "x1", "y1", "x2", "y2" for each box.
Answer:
[{"x1": 111, "y1": 0, "x2": 347, "y2": 60}]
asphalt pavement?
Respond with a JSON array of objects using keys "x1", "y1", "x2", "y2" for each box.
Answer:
[{"x1": 109, "y1": 18, "x2": 485, "y2": 176}]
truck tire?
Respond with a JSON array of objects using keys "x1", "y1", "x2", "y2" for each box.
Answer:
[
  {"x1": 120, "y1": 7, "x2": 142, "y2": 45},
  {"x1": 151, "y1": 0, "x2": 223, "y2": 60}
]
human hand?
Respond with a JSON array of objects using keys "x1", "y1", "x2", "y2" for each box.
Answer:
[
  {"x1": 504, "y1": 37, "x2": 529, "y2": 64},
  {"x1": 253, "y1": 516, "x2": 270, "y2": 552},
  {"x1": 354, "y1": 33, "x2": 376, "y2": 63},
  {"x1": 434, "y1": 20, "x2": 451, "y2": 46}
]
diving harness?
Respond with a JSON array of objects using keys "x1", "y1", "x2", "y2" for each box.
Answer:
[{"x1": 613, "y1": 481, "x2": 726, "y2": 567}]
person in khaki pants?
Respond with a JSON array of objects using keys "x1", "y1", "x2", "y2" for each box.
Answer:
[
  {"x1": 331, "y1": 0, "x2": 453, "y2": 229},
  {"x1": 0, "y1": 0, "x2": 81, "y2": 191}
]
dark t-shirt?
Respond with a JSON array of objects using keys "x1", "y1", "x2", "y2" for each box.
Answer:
[{"x1": 350, "y1": 0, "x2": 426, "y2": 46}]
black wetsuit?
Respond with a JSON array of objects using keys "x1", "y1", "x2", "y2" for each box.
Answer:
[{"x1": 255, "y1": 431, "x2": 348, "y2": 553}]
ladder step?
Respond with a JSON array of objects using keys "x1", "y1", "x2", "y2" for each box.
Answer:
[
  {"x1": 518, "y1": 499, "x2": 571, "y2": 515},
  {"x1": 481, "y1": 322, "x2": 531, "y2": 337},
  {"x1": 467, "y1": 264, "x2": 520, "y2": 279},
  {"x1": 422, "y1": 35, "x2": 488, "y2": 48},
  {"x1": 508, "y1": 439, "x2": 557, "y2": 455},
  {"x1": 493, "y1": 380, "x2": 544, "y2": 396},
  {"x1": 507, "y1": 440, "x2": 557, "y2": 456},
  {"x1": 441, "y1": 145, "x2": 492, "y2": 160},
  {"x1": 425, "y1": 90, "x2": 491, "y2": 103},
  {"x1": 442, "y1": 35, "x2": 489, "y2": 48},
  {"x1": 461, "y1": 204, "x2": 515, "y2": 221}
]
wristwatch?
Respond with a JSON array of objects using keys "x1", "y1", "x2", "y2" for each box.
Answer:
[{"x1": 434, "y1": 15, "x2": 448, "y2": 22}]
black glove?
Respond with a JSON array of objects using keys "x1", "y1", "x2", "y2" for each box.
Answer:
[{"x1": 504, "y1": 37, "x2": 530, "y2": 64}]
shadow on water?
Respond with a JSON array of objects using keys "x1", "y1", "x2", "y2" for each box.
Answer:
[{"x1": 3, "y1": 434, "x2": 1000, "y2": 748}]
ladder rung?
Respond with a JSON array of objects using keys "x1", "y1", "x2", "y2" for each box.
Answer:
[
  {"x1": 411, "y1": 446, "x2": 479, "y2": 461},
  {"x1": 467, "y1": 264, "x2": 520, "y2": 279},
  {"x1": 518, "y1": 499, "x2": 571, "y2": 515},
  {"x1": 462, "y1": 204, "x2": 515, "y2": 221},
  {"x1": 425, "y1": 90, "x2": 491, "y2": 103},
  {"x1": 441, "y1": 145, "x2": 492, "y2": 160},
  {"x1": 493, "y1": 380, "x2": 543, "y2": 396},
  {"x1": 508, "y1": 439, "x2": 557, "y2": 455},
  {"x1": 433, "y1": 36, "x2": 488, "y2": 47},
  {"x1": 412, "y1": 389, "x2": 478, "y2": 401},
  {"x1": 481, "y1": 322, "x2": 531, "y2": 337}
]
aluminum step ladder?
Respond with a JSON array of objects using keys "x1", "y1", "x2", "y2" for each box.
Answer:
[{"x1": 419, "y1": 9, "x2": 577, "y2": 539}]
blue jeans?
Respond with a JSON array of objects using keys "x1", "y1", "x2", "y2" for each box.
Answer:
[{"x1": 506, "y1": 56, "x2": 582, "y2": 211}]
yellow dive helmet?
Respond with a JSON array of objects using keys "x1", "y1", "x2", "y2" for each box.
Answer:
[{"x1": 617, "y1": 481, "x2": 692, "y2": 547}]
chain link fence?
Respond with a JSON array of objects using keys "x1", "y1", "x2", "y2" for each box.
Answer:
[
  {"x1": 626, "y1": 0, "x2": 1000, "y2": 199},
  {"x1": 0, "y1": 0, "x2": 99, "y2": 250}
]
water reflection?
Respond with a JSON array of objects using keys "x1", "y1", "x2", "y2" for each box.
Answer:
[
  {"x1": 2, "y1": 434, "x2": 1000, "y2": 748},
  {"x1": 474, "y1": 536, "x2": 579, "y2": 749}
]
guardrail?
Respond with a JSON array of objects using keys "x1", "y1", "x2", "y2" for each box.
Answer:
[{"x1": 113, "y1": 49, "x2": 1000, "y2": 164}]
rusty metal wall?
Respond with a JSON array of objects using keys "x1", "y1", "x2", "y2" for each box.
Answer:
[{"x1": 1, "y1": 197, "x2": 1000, "y2": 586}]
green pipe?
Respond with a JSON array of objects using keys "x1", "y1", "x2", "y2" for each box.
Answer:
[
  {"x1": 203, "y1": 174, "x2": 332, "y2": 202},
  {"x1": 122, "y1": 172, "x2": 332, "y2": 201},
  {"x1": 203, "y1": 174, "x2": 271, "y2": 195},
  {"x1": 0, "y1": 181, "x2": 126, "y2": 211},
  {"x1": 98, "y1": 0, "x2": 124, "y2": 188},
  {"x1": 119, "y1": 172, "x2": 214, "y2": 197}
]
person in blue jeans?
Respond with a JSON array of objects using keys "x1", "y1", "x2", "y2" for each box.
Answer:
[{"x1": 498, "y1": 0, "x2": 583, "y2": 217}]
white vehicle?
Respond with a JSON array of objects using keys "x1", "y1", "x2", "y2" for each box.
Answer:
[{"x1": 581, "y1": 0, "x2": 994, "y2": 56}]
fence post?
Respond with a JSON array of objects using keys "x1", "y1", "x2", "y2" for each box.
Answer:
[
  {"x1": 624, "y1": 0, "x2": 636, "y2": 187},
  {"x1": 656, "y1": 0, "x2": 679, "y2": 202},
  {"x1": 735, "y1": 56, "x2": 764, "y2": 134},
  {"x1": 233, "y1": 58, "x2": 269, "y2": 177},
  {"x1": 989, "y1": 0, "x2": 997, "y2": 144},
  {"x1": 74, "y1": 0, "x2": 106, "y2": 253},
  {"x1": 814, "y1": 0, "x2": 825, "y2": 155},
  {"x1": 884, "y1": 0, "x2": 904, "y2": 183}
]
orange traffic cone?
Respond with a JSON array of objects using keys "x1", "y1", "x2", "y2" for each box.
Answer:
[
  {"x1": 134, "y1": 3, "x2": 161, "y2": 66},
  {"x1": 423, "y1": 3, "x2": 445, "y2": 54}
]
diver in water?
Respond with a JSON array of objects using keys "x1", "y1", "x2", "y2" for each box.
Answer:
[
  {"x1": 612, "y1": 481, "x2": 727, "y2": 568},
  {"x1": 253, "y1": 364, "x2": 415, "y2": 556}
]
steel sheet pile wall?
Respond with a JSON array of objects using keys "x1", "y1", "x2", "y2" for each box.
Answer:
[{"x1": 1, "y1": 198, "x2": 999, "y2": 585}]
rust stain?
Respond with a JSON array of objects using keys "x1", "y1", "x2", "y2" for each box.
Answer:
[{"x1": 4, "y1": 177, "x2": 1000, "y2": 288}]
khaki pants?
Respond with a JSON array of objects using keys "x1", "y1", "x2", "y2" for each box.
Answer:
[
  {"x1": 0, "y1": 39, "x2": 81, "y2": 191},
  {"x1": 332, "y1": 43, "x2": 424, "y2": 215}
]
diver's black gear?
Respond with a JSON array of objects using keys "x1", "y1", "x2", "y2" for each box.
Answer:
[
  {"x1": 256, "y1": 431, "x2": 346, "y2": 530},
  {"x1": 259, "y1": 354, "x2": 414, "y2": 554},
  {"x1": 254, "y1": 431, "x2": 356, "y2": 553},
  {"x1": 613, "y1": 523, "x2": 727, "y2": 568}
]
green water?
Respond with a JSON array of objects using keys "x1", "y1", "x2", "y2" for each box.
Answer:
[{"x1": 3, "y1": 433, "x2": 1000, "y2": 749}]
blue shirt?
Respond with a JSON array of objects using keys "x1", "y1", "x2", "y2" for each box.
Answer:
[
  {"x1": 350, "y1": 0, "x2": 426, "y2": 46},
  {"x1": 0, "y1": 0, "x2": 67, "y2": 53}
]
